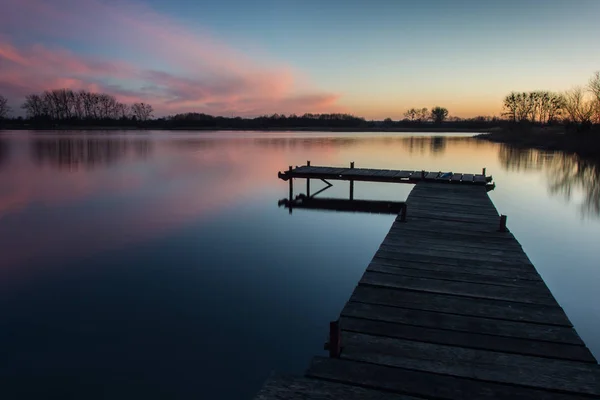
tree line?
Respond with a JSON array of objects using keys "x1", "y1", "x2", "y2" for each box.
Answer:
[
  {"x1": 0, "y1": 89, "x2": 153, "y2": 122},
  {"x1": 502, "y1": 72, "x2": 600, "y2": 126}
]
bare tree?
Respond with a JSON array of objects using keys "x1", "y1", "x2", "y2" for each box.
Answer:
[
  {"x1": 563, "y1": 86, "x2": 594, "y2": 124},
  {"x1": 131, "y1": 102, "x2": 154, "y2": 121},
  {"x1": 589, "y1": 71, "x2": 600, "y2": 123},
  {"x1": 417, "y1": 107, "x2": 429, "y2": 122},
  {"x1": 0, "y1": 95, "x2": 10, "y2": 119},
  {"x1": 404, "y1": 108, "x2": 417, "y2": 121},
  {"x1": 502, "y1": 92, "x2": 519, "y2": 122}
]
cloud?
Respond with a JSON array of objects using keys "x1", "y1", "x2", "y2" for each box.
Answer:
[{"x1": 0, "y1": 0, "x2": 341, "y2": 116}]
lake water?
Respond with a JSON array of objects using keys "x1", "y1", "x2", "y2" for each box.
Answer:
[{"x1": 0, "y1": 131, "x2": 599, "y2": 399}]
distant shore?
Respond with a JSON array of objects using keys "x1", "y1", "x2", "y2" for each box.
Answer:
[
  {"x1": 476, "y1": 126, "x2": 600, "y2": 159},
  {"x1": 0, "y1": 125, "x2": 490, "y2": 133}
]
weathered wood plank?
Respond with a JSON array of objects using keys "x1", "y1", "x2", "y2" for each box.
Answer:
[
  {"x1": 474, "y1": 174, "x2": 487, "y2": 183},
  {"x1": 342, "y1": 302, "x2": 582, "y2": 344},
  {"x1": 367, "y1": 262, "x2": 544, "y2": 288},
  {"x1": 350, "y1": 285, "x2": 570, "y2": 325},
  {"x1": 392, "y1": 170, "x2": 414, "y2": 178},
  {"x1": 340, "y1": 333, "x2": 600, "y2": 395},
  {"x1": 254, "y1": 375, "x2": 417, "y2": 400},
  {"x1": 403, "y1": 212, "x2": 503, "y2": 225},
  {"x1": 360, "y1": 271, "x2": 557, "y2": 305},
  {"x1": 340, "y1": 317, "x2": 595, "y2": 362},
  {"x1": 387, "y1": 227, "x2": 517, "y2": 244},
  {"x1": 374, "y1": 250, "x2": 536, "y2": 272},
  {"x1": 407, "y1": 204, "x2": 499, "y2": 218},
  {"x1": 371, "y1": 258, "x2": 542, "y2": 281},
  {"x1": 376, "y1": 246, "x2": 533, "y2": 267},
  {"x1": 307, "y1": 357, "x2": 594, "y2": 400},
  {"x1": 425, "y1": 172, "x2": 440, "y2": 179},
  {"x1": 380, "y1": 234, "x2": 524, "y2": 252},
  {"x1": 450, "y1": 174, "x2": 463, "y2": 182},
  {"x1": 379, "y1": 242, "x2": 532, "y2": 262},
  {"x1": 460, "y1": 173, "x2": 474, "y2": 182}
]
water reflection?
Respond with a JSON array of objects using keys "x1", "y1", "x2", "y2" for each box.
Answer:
[
  {"x1": 31, "y1": 137, "x2": 152, "y2": 169},
  {"x1": 498, "y1": 144, "x2": 600, "y2": 217},
  {"x1": 498, "y1": 145, "x2": 555, "y2": 171},
  {"x1": 546, "y1": 155, "x2": 600, "y2": 217},
  {"x1": 0, "y1": 136, "x2": 8, "y2": 167}
]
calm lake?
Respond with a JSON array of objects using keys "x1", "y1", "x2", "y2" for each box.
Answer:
[{"x1": 0, "y1": 130, "x2": 599, "y2": 399}]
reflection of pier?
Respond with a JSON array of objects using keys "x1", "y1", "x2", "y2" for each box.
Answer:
[
  {"x1": 258, "y1": 164, "x2": 600, "y2": 399},
  {"x1": 278, "y1": 195, "x2": 407, "y2": 217}
]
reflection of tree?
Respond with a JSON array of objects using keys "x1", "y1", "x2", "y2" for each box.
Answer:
[
  {"x1": 546, "y1": 154, "x2": 600, "y2": 217},
  {"x1": 498, "y1": 144, "x2": 600, "y2": 217},
  {"x1": 430, "y1": 136, "x2": 447, "y2": 155},
  {"x1": 0, "y1": 136, "x2": 8, "y2": 168},
  {"x1": 498, "y1": 145, "x2": 554, "y2": 171},
  {"x1": 31, "y1": 137, "x2": 151, "y2": 169}
]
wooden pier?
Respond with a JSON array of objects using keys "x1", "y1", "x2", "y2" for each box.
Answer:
[{"x1": 256, "y1": 164, "x2": 600, "y2": 399}]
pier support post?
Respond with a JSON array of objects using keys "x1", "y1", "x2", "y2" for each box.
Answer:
[
  {"x1": 483, "y1": 167, "x2": 486, "y2": 176},
  {"x1": 329, "y1": 320, "x2": 341, "y2": 358},
  {"x1": 288, "y1": 165, "x2": 293, "y2": 204},
  {"x1": 499, "y1": 214, "x2": 508, "y2": 232},
  {"x1": 306, "y1": 162, "x2": 311, "y2": 197},
  {"x1": 349, "y1": 161, "x2": 355, "y2": 201}
]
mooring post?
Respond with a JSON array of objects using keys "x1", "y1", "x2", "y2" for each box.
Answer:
[
  {"x1": 499, "y1": 214, "x2": 507, "y2": 232},
  {"x1": 400, "y1": 204, "x2": 407, "y2": 222},
  {"x1": 329, "y1": 320, "x2": 341, "y2": 358},
  {"x1": 288, "y1": 165, "x2": 293, "y2": 202},
  {"x1": 306, "y1": 161, "x2": 311, "y2": 196},
  {"x1": 483, "y1": 167, "x2": 487, "y2": 176},
  {"x1": 349, "y1": 161, "x2": 355, "y2": 201}
]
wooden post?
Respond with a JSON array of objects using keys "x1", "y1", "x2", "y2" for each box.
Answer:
[
  {"x1": 421, "y1": 170, "x2": 425, "y2": 180},
  {"x1": 306, "y1": 178, "x2": 311, "y2": 197},
  {"x1": 499, "y1": 215, "x2": 507, "y2": 232},
  {"x1": 482, "y1": 167, "x2": 486, "y2": 176},
  {"x1": 349, "y1": 161, "x2": 355, "y2": 200},
  {"x1": 288, "y1": 166, "x2": 293, "y2": 202},
  {"x1": 307, "y1": 160, "x2": 311, "y2": 166},
  {"x1": 400, "y1": 204, "x2": 407, "y2": 222},
  {"x1": 329, "y1": 320, "x2": 341, "y2": 358}
]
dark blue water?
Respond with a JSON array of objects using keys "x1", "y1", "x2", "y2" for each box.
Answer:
[{"x1": 0, "y1": 131, "x2": 598, "y2": 399}]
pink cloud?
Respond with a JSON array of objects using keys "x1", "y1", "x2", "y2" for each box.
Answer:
[{"x1": 0, "y1": 0, "x2": 341, "y2": 116}]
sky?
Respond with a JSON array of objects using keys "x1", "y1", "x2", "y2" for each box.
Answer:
[{"x1": 1, "y1": 0, "x2": 599, "y2": 119}]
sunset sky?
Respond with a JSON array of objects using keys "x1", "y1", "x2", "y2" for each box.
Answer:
[{"x1": 1, "y1": 0, "x2": 599, "y2": 119}]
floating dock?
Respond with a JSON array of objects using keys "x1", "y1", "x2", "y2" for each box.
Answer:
[{"x1": 256, "y1": 164, "x2": 600, "y2": 399}]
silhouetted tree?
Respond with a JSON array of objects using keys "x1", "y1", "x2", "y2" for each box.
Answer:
[
  {"x1": 404, "y1": 108, "x2": 417, "y2": 121},
  {"x1": 417, "y1": 108, "x2": 429, "y2": 122},
  {"x1": 589, "y1": 71, "x2": 600, "y2": 124},
  {"x1": 131, "y1": 102, "x2": 154, "y2": 121},
  {"x1": 430, "y1": 106, "x2": 448, "y2": 124},
  {"x1": 0, "y1": 95, "x2": 11, "y2": 119},
  {"x1": 563, "y1": 87, "x2": 594, "y2": 125}
]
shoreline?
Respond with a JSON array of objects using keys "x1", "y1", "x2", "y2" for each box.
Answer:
[
  {"x1": 0, "y1": 126, "x2": 491, "y2": 133},
  {"x1": 476, "y1": 127, "x2": 600, "y2": 159}
]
